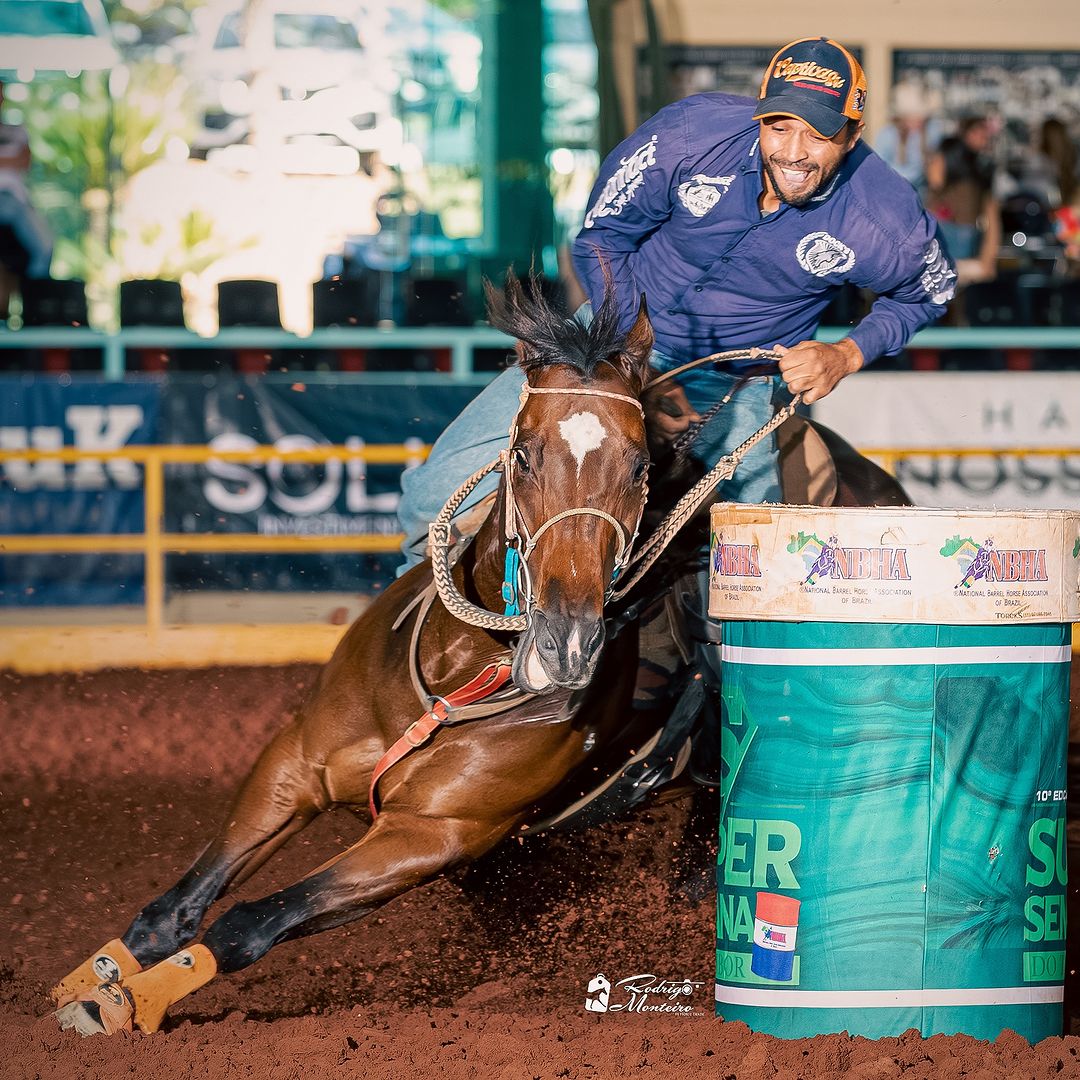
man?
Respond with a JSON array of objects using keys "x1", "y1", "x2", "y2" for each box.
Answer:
[{"x1": 397, "y1": 36, "x2": 956, "y2": 569}]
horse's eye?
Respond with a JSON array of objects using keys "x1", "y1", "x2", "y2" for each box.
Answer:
[
  {"x1": 633, "y1": 458, "x2": 648, "y2": 483},
  {"x1": 513, "y1": 446, "x2": 531, "y2": 474}
]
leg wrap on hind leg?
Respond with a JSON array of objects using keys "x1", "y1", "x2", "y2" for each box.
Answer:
[{"x1": 51, "y1": 938, "x2": 143, "y2": 1006}]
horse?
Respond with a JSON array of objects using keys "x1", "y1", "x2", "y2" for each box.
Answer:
[
  {"x1": 50, "y1": 275, "x2": 908, "y2": 1037},
  {"x1": 50, "y1": 274, "x2": 666, "y2": 1036}
]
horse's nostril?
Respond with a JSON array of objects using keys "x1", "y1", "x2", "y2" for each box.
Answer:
[
  {"x1": 532, "y1": 612, "x2": 559, "y2": 657},
  {"x1": 533, "y1": 612, "x2": 604, "y2": 670},
  {"x1": 583, "y1": 620, "x2": 605, "y2": 656}
]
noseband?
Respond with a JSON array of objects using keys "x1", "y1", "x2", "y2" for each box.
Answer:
[{"x1": 500, "y1": 382, "x2": 647, "y2": 618}]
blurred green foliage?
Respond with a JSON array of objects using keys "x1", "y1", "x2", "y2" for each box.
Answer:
[{"x1": 17, "y1": 59, "x2": 197, "y2": 323}]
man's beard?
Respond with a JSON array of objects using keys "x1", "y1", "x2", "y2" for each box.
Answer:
[{"x1": 762, "y1": 153, "x2": 843, "y2": 208}]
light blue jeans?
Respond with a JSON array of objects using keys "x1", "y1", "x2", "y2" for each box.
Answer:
[{"x1": 396, "y1": 342, "x2": 783, "y2": 573}]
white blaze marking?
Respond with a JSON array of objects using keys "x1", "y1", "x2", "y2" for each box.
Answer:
[
  {"x1": 559, "y1": 411, "x2": 607, "y2": 474},
  {"x1": 566, "y1": 627, "x2": 582, "y2": 666}
]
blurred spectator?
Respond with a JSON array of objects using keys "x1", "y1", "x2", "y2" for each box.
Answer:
[
  {"x1": 1005, "y1": 116, "x2": 1077, "y2": 212},
  {"x1": 1037, "y1": 117, "x2": 1077, "y2": 209},
  {"x1": 0, "y1": 78, "x2": 54, "y2": 287},
  {"x1": 926, "y1": 116, "x2": 1001, "y2": 285},
  {"x1": 1052, "y1": 199, "x2": 1080, "y2": 266},
  {"x1": 874, "y1": 81, "x2": 942, "y2": 193}
]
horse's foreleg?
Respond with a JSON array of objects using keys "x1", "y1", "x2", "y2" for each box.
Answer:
[
  {"x1": 124, "y1": 720, "x2": 332, "y2": 963},
  {"x1": 204, "y1": 808, "x2": 502, "y2": 970},
  {"x1": 52, "y1": 721, "x2": 329, "y2": 1005},
  {"x1": 105, "y1": 808, "x2": 508, "y2": 1033}
]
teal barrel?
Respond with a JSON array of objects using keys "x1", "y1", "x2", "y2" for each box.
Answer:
[
  {"x1": 708, "y1": 504, "x2": 1080, "y2": 1040},
  {"x1": 715, "y1": 619, "x2": 1071, "y2": 1041}
]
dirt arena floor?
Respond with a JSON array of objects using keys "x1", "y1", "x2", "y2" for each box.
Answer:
[{"x1": 3, "y1": 662, "x2": 1080, "y2": 1080}]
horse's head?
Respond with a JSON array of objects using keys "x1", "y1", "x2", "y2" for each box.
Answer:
[{"x1": 486, "y1": 273, "x2": 654, "y2": 693}]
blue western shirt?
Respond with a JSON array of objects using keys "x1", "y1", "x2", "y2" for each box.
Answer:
[{"x1": 571, "y1": 93, "x2": 957, "y2": 368}]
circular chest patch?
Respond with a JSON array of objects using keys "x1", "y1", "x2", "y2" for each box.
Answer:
[
  {"x1": 677, "y1": 174, "x2": 735, "y2": 218},
  {"x1": 796, "y1": 231, "x2": 856, "y2": 277}
]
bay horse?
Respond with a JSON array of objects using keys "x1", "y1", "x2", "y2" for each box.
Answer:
[
  {"x1": 50, "y1": 275, "x2": 908, "y2": 1037},
  {"x1": 51, "y1": 274, "x2": 665, "y2": 1036}
]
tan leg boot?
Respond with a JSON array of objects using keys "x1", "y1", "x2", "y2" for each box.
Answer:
[
  {"x1": 124, "y1": 945, "x2": 218, "y2": 1034},
  {"x1": 54, "y1": 982, "x2": 135, "y2": 1037},
  {"x1": 51, "y1": 938, "x2": 142, "y2": 1006}
]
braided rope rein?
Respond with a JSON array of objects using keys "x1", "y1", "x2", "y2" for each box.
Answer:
[
  {"x1": 429, "y1": 455, "x2": 528, "y2": 632},
  {"x1": 608, "y1": 390, "x2": 801, "y2": 601}
]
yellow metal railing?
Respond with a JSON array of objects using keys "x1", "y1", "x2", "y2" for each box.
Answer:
[
  {"x1": 0, "y1": 444, "x2": 428, "y2": 631},
  {"x1": 2, "y1": 442, "x2": 1078, "y2": 633}
]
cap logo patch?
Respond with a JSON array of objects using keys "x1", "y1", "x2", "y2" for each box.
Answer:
[
  {"x1": 772, "y1": 57, "x2": 846, "y2": 90},
  {"x1": 796, "y1": 231, "x2": 855, "y2": 276}
]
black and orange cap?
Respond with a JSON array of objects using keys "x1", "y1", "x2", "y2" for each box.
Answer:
[{"x1": 753, "y1": 37, "x2": 867, "y2": 138}]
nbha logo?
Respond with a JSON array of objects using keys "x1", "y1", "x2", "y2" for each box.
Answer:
[
  {"x1": 787, "y1": 531, "x2": 911, "y2": 585},
  {"x1": 711, "y1": 532, "x2": 762, "y2": 577},
  {"x1": 941, "y1": 536, "x2": 1049, "y2": 589}
]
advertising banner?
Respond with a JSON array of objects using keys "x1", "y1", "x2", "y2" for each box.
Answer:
[
  {"x1": 0, "y1": 374, "x2": 487, "y2": 604},
  {"x1": 635, "y1": 44, "x2": 864, "y2": 118},
  {"x1": 0, "y1": 376, "x2": 160, "y2": 605},
  {"x1": 892, "y1": 49, "x2": 1080, "y2": 159},
  {"x1": 160, "y1": 374, "x2": 485, "y2": 593},
  {"x1": 811, "y1": 372, "x2": 1080, "y2": 510}
]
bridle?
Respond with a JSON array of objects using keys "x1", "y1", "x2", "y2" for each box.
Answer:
[
  {"x1": 499, "y1": 382, "x2": 647, "y2": 618},
  {"x1": 428, "y1": 378, "x2": 647, "y2": 633}
]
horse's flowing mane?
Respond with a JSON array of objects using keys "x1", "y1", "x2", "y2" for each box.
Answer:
[{"x1": 484, "y1": 271, "x2": 626, "y2": 379}]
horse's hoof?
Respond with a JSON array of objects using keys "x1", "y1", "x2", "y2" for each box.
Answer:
[
  {"x1": 53, "y1": 982, "x2": 135, "y2": 1037},
  {"x1": 50, "y1": 938, "x2": 142, "y2": 1006}
]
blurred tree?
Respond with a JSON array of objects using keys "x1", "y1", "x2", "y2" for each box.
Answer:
[
  {"x1": 430, "y1": 0, "x2": 476, "y2": 16},
  {"x1": 20, "y1": 57, "x2": 196, "y2": 324},
  {"x1": 102, "y1": 0, "x2": 206, "y2": 51},
  {"x1": 116, "y1": 207, "x2": 255, "y2": 284}
]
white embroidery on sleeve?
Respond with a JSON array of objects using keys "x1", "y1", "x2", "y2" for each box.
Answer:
[
  {"x1": 920, "y1": 238, "x2": 957, "y2": 304},
  {"x1": 583, "y1": 136, "x2": 659, "y2": 228}
]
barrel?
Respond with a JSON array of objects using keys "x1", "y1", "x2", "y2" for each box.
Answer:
[{"x1": 708, "y1": 505, "x2": 1080, "y2": 1042}]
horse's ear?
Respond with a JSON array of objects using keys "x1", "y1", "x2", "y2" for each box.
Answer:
[{"x1": 621, "y1": 295, "x2": 654, "y2": 390}]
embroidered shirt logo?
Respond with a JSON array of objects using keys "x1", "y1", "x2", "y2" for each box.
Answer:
[
  {"x1": 584, "y1": 136, "x2": 658, "y2": 228},
  {"x1": 921, "y1": 238, "x2": 956, "y2": 304},
  {"x1": 796, "y1": 231, "x2": 855, "y2": 276},
  {"x1": 677, "y1": 173, "x2": 735, "y2": 217}
]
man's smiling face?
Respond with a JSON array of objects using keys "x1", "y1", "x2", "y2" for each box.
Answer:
[{"x1": 758, "y1": 115, "x2": 861, "y2": 207}]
